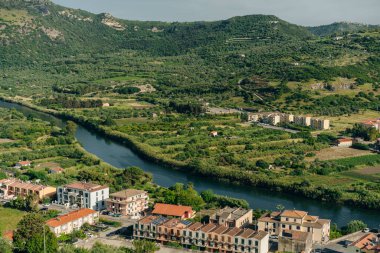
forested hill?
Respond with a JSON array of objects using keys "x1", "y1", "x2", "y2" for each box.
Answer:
[
  {"x1": 0, "y1": 0, "x2": 314, "y2": 66},
  {"x1": 308, "y1": 22, "x2": 380, "y2": 36}
]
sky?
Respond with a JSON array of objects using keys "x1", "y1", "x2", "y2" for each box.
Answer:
[{"x1": 52, "y1": 0, "x2": 380, "y2": 26}]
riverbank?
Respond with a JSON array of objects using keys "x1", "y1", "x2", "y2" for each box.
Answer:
[{"x1": 1, "y1": 96, "x2": 379, "y2": 212}]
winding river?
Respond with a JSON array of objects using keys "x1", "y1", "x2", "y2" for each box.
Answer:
[{"x1": 1, "y1": 100, "x2": 379, "y2": 228}]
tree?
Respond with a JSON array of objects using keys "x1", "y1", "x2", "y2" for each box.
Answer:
[
  {"x1": 0, "y1": 238, "x2": 13, "y2": 253},
  {"x1": 13, "y1": 213, "x2": 58, "y2": 253},
  {"x1": 256, "y1": 160, "x2": 269, "y2": 169},
  {"x1": 64, "y1": 121, "x2": 77, "y2": 136},
  {"x1": 133, "y1": 240, "x2": 160, "y2": 253},
  {"x1": 344, "y1": 220, "x2": 367, "y2": 234},
  {"x1": 200, "y1": 190, "x2": 215, "y2": 203}
]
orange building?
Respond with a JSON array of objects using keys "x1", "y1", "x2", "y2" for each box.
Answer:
[
  {"x1": 0, "y1": 178, "x2": 56, "y2": 200},
  {"x1": 152, "y1": 203, "x2": 195, "y2": 219}
]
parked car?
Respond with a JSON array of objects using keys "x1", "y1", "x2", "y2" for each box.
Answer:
[{"x1": 363, "y1": 228, "x2": 370, "y2": 233}]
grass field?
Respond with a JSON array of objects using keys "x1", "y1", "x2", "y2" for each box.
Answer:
[
  {"x1": 0, "y1": 207, "x2": 25, "y2": 235},
  {"x1": 307, "y1": 147, "x2": 375, "y2": 161}
]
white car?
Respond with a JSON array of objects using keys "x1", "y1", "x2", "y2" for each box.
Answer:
[{"x1": 363, "y1": 228, "x2": 370, "y2": 233}]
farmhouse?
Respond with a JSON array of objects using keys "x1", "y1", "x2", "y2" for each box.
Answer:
[
  {"x1": 336, "y1": 138, "x2": 353, "y2": 147},
  {"x1": 14, "y1": 160, "x2": 31, "y2": 169}
]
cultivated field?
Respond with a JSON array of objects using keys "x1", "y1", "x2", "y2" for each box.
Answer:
[{"x1": 308, "y1": 147, "x2": 374, "y2": 161}]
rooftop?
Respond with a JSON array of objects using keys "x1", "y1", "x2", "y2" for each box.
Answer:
[
  {"x1": 281, "y1": 210, "x2": 308, "y2": 219},
  {"x1": 210, "y1": 207, "x2": 251, "y2": 222},
  {"x1": 281, "y1": 230, "x2": 310, "y2": 242},
  {"x1": 0, "y1": 178, "x2": 55, "y2": 192},
  {"x1": 350, "y1": 233, "x2": 380, "y2": 250},
  {"x1": 110, "y1": 189, "x2": 147, "y2": 199},
  {"x1": 63, "y1": 182, "x2": 108, "y2": 192},
  {"x1": 152, "y1": 203, "x2": 193, "y2": 217},
  {"x1": 46, "y1": 208, "x2": 97, "y2": 228}
]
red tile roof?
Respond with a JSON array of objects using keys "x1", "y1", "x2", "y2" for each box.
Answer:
[
  {"x1": 64, "y1": 182, "x2": 108, "y2": 192},
  {"x1": 2, "y1": 231, "x2": 13, "y2": 241},
  {"x1": 152, "y1": 203, "x2": 193, "y2": 217},
  {"x1": 46, "y1": 208, "x2": 97, "y2": 228},
  {"x1": 17, "y1": 161, "x2": 31, "y2": 166},
  {"x1": 337, "y1": 138, "x2": 353, "y2": 143}
]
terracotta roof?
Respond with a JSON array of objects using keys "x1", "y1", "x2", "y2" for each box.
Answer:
[
  {"x1": 46, "y1": 208, "x2": 97, "y2": 228},
  {"x1": 161, "y1": 219, "x2": 182, "y2": 228},
  {"x1": 225, "y1": 227, "x2": 241, "y2": 236},
  {"x1": 0, "y1": 178, "x2": 55, "y2": 192},
  {"x1": 64, "y1": 182, "x2": 108, "y2": 192},
  {"x1": 152, "y1": 203, "x2": 193, "y2": 217},
  {"x1": 17, "y1": 161, "x2": 31, "y2": 166},
  {"x1": 337, "y1": 138, "x2": 353, "y2": 143},
  {"x1": 187, "y1": 222, "x2": 204, "y2": 231},
  {"x1": 139, "y1": 215, "x2": 160, "y2": 225},
  {"x1": 281, "y1": 230, "x2": 310, "y2": 242},
  {"x1": 210, "y1": 225, "x2": 229, "y2": 235},
  {"x1": 281, "y1": 210, "x2": 308, "y2": 218},
  {"x1": 350, "y1": 233, "x2": 379, "y2": 250},
  {"x1": 110, "y1": 189, "x2": 147, "y2": 199},
  {"x1": 200, "y1": 223, "x2": 217, "y2": 233},
  {"x1": 253, "y1": 231, "x2": 268, "y2": 240},
  {"x1": 2, "y1": 231, "x2": 13, "y2": 241},
  {"x1": 238, "y1": 229, "x2": 256, "y2": 238},
  {"x1": 49, "y1": 167, "x2": 64, "y2": 172}
]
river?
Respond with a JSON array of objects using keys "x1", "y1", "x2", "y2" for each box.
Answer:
[{"x1": 0, "y1": 100, "x2": 379, "y2": 228}]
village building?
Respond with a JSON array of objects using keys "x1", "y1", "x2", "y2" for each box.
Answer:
[
  {"x1": 311, "y1": 118, "x2": 330, "y2": 130},
  {"x1": 257, "y1": 209, "x2": 330, "y2": 244},
  {"x1": 57, "y1": 182, "x2": 109, "y2": 211},
  {"x1": 0, "y1": 178, "x2": 56, "y2": 200},
  {"x1": 134, "y1": 215, "x2": 269, "y2": 253},
  {"x1": 210, "y1": 131, "x2": 218, "y2": 137},
  {"x1": 346, "y1": 233, "x2": 380, "y2": 253},
  {"x1": 336, "y1": 138, "x2": 353, "y2": 147},
  {"x1": 294, "y1": 116, "x2": 311, "y2": 127},
  {"x1": 105, "y1": 189, "x2": 148, "y2": 218},
  {"x1": 102, "y1": 103, "x2": 110, "y2": 107},
  {"x1": 152, "y1": 203, "x2": 195, "y2": 219},
  {"x1": 278, "y1": 230, "x2": 313, "y2": 253},
  {"x1": 209, "y1": 207, "x2": 253, "y2": 228},
  {"x1": 46, "y1": 208, "x2": 99, "y2": 236},
  {"x1": 48, "y1": 167, "x2": 64, "y2": 174},
  {"x1": 14, "y1": 160, "x2": 31, "y2": 169},
  {"x1": 361, "y1": 119, "x2": 380, "y2": 133}
]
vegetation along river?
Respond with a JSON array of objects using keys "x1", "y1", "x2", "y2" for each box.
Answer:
[{"x1": 0, "y1": 100, "x2": 379, "y2": 228}]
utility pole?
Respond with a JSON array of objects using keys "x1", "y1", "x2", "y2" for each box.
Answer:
[{"x1": 44, "y1": 224, "x2": 46, "y2": 253}]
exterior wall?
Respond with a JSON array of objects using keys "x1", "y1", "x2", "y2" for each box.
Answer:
[
  {"x1": 278, "y1": 236, "x2": 312, "y2": 253},
  {"x1": 337, "y1": 141, "x2": 353, "y2": 147},
  {"x1": 3, "y1": 184, "x2": 56, "y2": 200},
  {"x1": 49, "y1": 212, "x2": 98, "y2": 236},
  {"x1": 57, "y1": 187, "x2": 109, "y2": 211},
  {"x1": 235, "y1": 209, "x2": 253, "y2": 228}
]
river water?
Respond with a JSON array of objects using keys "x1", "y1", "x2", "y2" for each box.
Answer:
[{"x1": 1, "y1": 100, "x2": 379, "y2": 228}]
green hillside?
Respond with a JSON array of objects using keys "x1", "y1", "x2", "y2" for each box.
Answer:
[{"x1": 308, "y1": 22, "x2": 380, "y2": 36}]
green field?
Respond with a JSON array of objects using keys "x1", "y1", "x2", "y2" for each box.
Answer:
[{"x1": 0, "y1": 207, "x2": 25, "y2": 235}]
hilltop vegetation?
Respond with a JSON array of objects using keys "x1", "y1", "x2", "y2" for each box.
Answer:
[{"x1": 1, "y1": 0, "x2": 380, "y2": 210}]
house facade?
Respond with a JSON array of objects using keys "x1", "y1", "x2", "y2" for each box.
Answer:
[
  {"x1": 134, "y1": 215, "x2": 269, "y2": 253},
  {"x1": 257, "y1": 210, "x2": 330, "y2": 244},
  {"x1": 46, "y1": 208, "x2": 99, "y2": 236},
  {"x1": 0, "y1": 178, "x2": 56, "y2": 200},
  {"x1": 336, "y1": 138, "x2": 353, "y2": 147},
  {"x1": 105, "y1": 189, "x2": 149, "y2": 217},
  {"x1": 57, "y1": 182, "x2": 109, "y2": 211}
]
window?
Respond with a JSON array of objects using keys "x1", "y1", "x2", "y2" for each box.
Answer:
[
  {"x1": 255, "y1": 241, "x2": 258, "y2": 246},
  {"x1": 297, "y1": 226, "x2": 300, "y2": 230},
  {"x1": 282, "y1": 224, "x2": 285, "y2": 228},
  {"x1": 286, "y1": 218, "x2": 289, "y2": 221},
  {"x1": 183, "y1": 231, "x2": 187, "y2": 236},
  {"x1": 235, "y1": 238, "x2": 238, "y2": 244},
  {"x1": 241, "y1": 239, "x2": 245, "y2": 244}
]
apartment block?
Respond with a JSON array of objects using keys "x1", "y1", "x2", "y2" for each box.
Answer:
[
  {"x1": 210, "y1": 207, "x2": 253, "y2": 228},
  {"x1": 0, "y1": 178, "x2": 56, "y2": 200},
  {"x1": 257, "y1": 210, "x2": 330, "y2": 244},
  {"x1": 134, "y1": 215, "x2": 269, "y2": 253},
  {"x1": 57, "y1": 182, "x2": 109, "y2": 211},
  {"x1": 46, "y1": 208, "x2": 99, "y2": 236},
  {"x1": 311, "y1": 118, "x2": 330, "y2": 130},
  {"x1": 105, "y1": 189, "x2": 148, "y2": 217},
  {"x1": 294, "y1": 116, "x2": 311, "y2": 127}
]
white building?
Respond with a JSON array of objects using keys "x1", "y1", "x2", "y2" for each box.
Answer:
[
  {"x1": 57, "y1": 182, "x2": 109, "y2": 211},
  {"x1": 105, "y1": 189, "x2": 149, "y2": 217},
  {"x1": 46, "y1": 208, "x2": 98, "y2": 236}
]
